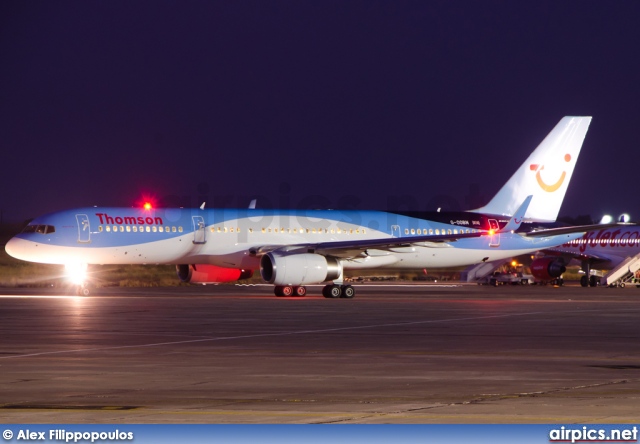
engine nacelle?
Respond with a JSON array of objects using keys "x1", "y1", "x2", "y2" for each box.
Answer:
[
  {"x1": 260, "y1": 253, "x2": 342, "y2": 286},
  {"x1": 176, "y1": 264, "x2": 253, "y2": 284},
  {"x1": 530, "y1": 257, "x2": 566, "y2": 281}
]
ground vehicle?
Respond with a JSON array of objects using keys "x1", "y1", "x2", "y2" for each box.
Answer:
[{"x1": 480, "y1": 271, "x2": 522, "y2": 286}]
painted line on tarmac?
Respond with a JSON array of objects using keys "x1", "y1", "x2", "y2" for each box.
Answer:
[{"x1": 0, "y1": 308, "x2": 605, "y2": 361}]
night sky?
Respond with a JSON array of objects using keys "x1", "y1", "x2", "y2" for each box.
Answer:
[{"x1": 2, "y1": 1, "x2": 639, "y2": 223}]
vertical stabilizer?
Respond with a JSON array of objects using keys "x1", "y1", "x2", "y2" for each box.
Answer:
[{"x1": 470, "y1": 116, "x2": 592, "y2": 222}]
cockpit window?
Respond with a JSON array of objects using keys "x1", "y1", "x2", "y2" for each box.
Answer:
[{"x1": 22, "y1": 224, "x2": 55, "y2": 234}]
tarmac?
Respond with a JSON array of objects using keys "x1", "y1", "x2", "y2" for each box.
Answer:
[{"x1": 1, "y1": 282, "x2": 639, "y2": 424}]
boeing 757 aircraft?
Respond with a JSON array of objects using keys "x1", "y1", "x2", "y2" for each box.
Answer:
[{"x1": 6, "y1": 116, "x2": 603, "y2": 297}]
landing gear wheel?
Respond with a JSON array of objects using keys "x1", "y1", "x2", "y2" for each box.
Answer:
[
  {"x1": 294, "y1": 286, "x2": 307, "y2": 297},
  {"x1": 580, "y1": 276, "x2": 589, "y2": 287},
  {"x1": 274, "y1": 285, "x2": 294, "y2": 297},
  {"x1": 589, "y1": 275, "x2": 598, "y2": 287},
  {"x1": 323, "y1": 284, "x2": 342, "y2": 298},
  {"x1": 341, "y1": 285, "x2": 355, "y2": 298},
  {"x1": 620, "y1": 282, "x2": 626, "y2": 288},
  {"x1": 75, "y1": 284, "x2": 91, "y2": 296}
]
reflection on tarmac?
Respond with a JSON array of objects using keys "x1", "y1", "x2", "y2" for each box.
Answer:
[{"x1": 1, "y1": 283, "x2": 639, "y2": 423}]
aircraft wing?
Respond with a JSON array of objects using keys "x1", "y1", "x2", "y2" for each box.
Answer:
[
  {"x1": 543, "y1": 246, "x2": 614, "y2": 264},
  {"x1": 250, "y1": 230, "x2": 486, "y2": 257},
  {"x1": 521, "y1": 223, "x2": 635, "y2": 238}
]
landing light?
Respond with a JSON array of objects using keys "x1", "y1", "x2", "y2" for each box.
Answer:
[{"x1": 65, "y1": 263, "x2": 87, "y2": 285}]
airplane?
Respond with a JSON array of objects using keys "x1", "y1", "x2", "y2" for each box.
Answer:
[
  {"x1": 527, "y1": 224, "x2": 640, "y2": 288},
  {"x1": 5, "y1": 116, "x2": 605, "y2": 298}
]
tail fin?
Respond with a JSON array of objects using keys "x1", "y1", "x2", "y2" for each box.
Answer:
[{"x1": 470, "y1": 116, "x2": 592, "y2": 223}]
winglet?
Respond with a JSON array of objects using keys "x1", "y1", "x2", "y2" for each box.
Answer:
[
  {"x1": 499, "y1": 195, "x2": 532, "y2": 232},
  {"x1": 248, "y1": 199, "x2": 257, "y2": 209}
]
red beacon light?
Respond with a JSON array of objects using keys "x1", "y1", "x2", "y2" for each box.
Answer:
[{"x1": 143, "y1": 202, "x2": 153, "y2": 210}]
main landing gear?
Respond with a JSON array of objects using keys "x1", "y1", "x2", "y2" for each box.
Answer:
[
  {"x1": 322, "y1": 284, "x2": 355, "y2": 298},
  {"x1": 580, "y1": 275, "x2": 599, "y2": 287},
  {"x1": 272, "y1": 284, "x2": 356, "y2": 298},
  {"x1": 274, "y1": 285, "x2": 307, "y2": 297}
]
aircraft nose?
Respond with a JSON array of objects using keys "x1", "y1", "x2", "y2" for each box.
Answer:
[{"x1": 5, "y1": 236, "x2": 29, "y2": 261}]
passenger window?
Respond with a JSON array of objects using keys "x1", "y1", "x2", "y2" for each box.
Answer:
[
  {"x1": 106, "y1": 226, "x2": 111, "y2": 232},
  {"x1": 126, "y1": 226, "x2": 131, "y2": 232},
  {"x1": 133, "y1": 226, "x2": 138, "y2": 232},
  {"x1": 99, "y1": 226, "x2": 103, "y2": 232},
  {"x1": 405, "y1": 229, "x2": 409, "y2": 235},
  {"x1": 113, "y1": 225, "x2": 117, "y2": 232},
  {"x1": 152, "y1": 226, "x2": 157, "y2": 232},
  {"x1": 146, "y1": 226, "x2": 150, "y2": 232},
  {"x1": 410, "y1": 229, "x2": 415, "y2": 235},
  {"x1": 435, "y1": 229, "x2": 440, "y2": 235},
  {"x1": 178, "y1": 227, "x2": 183, "y2": 232}
]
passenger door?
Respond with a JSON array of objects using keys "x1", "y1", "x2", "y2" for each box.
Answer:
[
  {"x1": 192, "y1": 215, "x2": 206, "y2": 244},
  {"x1": 488, "y1": 219, "x2": 500, "y2": 247},
  {"x1": 76, "y1": 214, "x2": 91, "y2": 243}
]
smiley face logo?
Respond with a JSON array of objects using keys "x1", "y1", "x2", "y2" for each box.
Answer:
[{"x1": 530, "y1": 153, "x2": 571, "y2": 192}]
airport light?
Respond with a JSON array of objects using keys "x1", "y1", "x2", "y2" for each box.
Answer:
[{"x1": 599, "y1": 215, "x2": 613, "y2": 224}]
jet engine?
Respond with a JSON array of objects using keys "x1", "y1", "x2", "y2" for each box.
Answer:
[
  {"x1": 530, "y1": 257, "x2": 566, "y2": 281},
  {"x1": 260, "y1": 253, "x2": 342, "y2": 286},
  {"x1": 176, "y1": 264, "x2": 253, "y2": 284}
]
